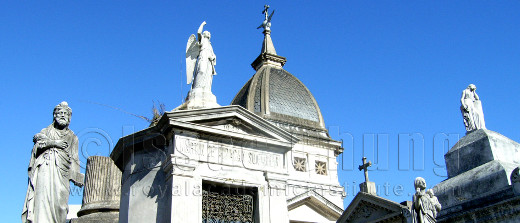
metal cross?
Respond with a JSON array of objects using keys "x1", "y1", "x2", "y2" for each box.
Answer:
[
  {"x1": 262, "y1": 5, "x2": 270, "y2": 20},
  {"x1": 358, "y1": 157, "x2": 372, "y2": 183}
]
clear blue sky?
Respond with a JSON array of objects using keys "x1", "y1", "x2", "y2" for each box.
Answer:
[{"x1": 2, "y1": 1, "x2": 519, "y2": 221}]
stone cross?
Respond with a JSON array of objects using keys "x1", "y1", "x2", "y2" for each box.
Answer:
[{"x1": 358, "y1": 157, "x2": 372, "y2": 183}]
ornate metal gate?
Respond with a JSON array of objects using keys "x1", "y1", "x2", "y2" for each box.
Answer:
[{"x1": 202, "y1": 183, "x2": 256, "y2": 223}]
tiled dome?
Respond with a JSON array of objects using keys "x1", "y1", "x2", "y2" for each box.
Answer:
[{"x1": 231, "y1": 28, "x2": 326, "y2": 134}]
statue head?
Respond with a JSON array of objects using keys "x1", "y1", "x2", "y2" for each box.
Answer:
[
  {"x1": 427, "y1": 189, "x2": 435, "y2": 197},
  {"x1": 468, "y1": 84, "x2": 476, "y2": 91},
  {"x1": 203, "y1": 31, "x2": 211, "y2": 40},
  {"x1": 53, "y1": 101, "x2": 72, "y2": 128},
  {"x1": 414, "y1": 177, "x2": 426, "y2": 190}
]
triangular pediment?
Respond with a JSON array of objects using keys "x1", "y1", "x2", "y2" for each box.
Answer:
[
  {"x1": 287, "y1": 190, "x2": 343, "y2": 222},
  {"x1": 111, "y1": 106, "x2": 298, "y2": 169},
  {"x1": 161, "y1": 105, "x2": 299, "y2": 144},
  {"x1": 337, "y1": 192, "x2": 410, "y2": 223}
]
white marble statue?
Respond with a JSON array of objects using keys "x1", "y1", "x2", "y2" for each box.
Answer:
[
  {"x1": 412, "y1": 177, "x2": 440, "y2": 223},
  {"x1": 22, "y1": 101, "x2": 83, "y2": 223},
  {"x1": 180, "y1": 21, "x2": 219, "y2": 110},
  {"x1": 460, "y1": 84, "x2": 486, "y2": 132},
  {"x1": 174, "y1": 21, "x2": 220, "y2": 110},
  {"x1": 186, "y1": 21, "x2": 216, "y2": 92}
]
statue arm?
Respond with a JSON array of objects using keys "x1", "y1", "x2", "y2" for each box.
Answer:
[
  {"x1": 197, "y1": 21, "x2": 206, "y2": 42},
  {"x1": 34, "y1": 133, "x2": 52, "y2": 152},
  {"x1": 33, "y1": 132, "x2": 69, "y2": 152},
  {"x1": 70, "y1": 136, "x2": 84, "y2": 187},
  {"x1": 461, "y1": 90, "x2": 468, "y2": 110},
  {"x1": 474, "y1": 91, "x2": 480, "y2": 101}
]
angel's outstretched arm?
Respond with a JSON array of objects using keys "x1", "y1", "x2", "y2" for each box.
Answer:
[{"x1": 197, "y1": 21, "x2": 206, "y2": 41}]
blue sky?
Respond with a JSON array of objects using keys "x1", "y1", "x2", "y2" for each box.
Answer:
[{"x1": 2, "y1": 1, "x2": 519, "y2": 221}]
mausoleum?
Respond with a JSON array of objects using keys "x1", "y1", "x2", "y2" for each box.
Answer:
[{"x1": 107, "y1": 6, "x2": 344, "y2": 223}]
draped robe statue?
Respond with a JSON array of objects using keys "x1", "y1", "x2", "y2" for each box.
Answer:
[
  {"x1": 460, "y1": 84, "x2": 486, "y2": 132},
  {"x1": 179, "y1": 21, "x2": 219, "y2": 110},
  {"x1": 22, "y1": 101, "x2": 83, "y2": 223},
  {"x1": 412, "y1": 177, "x2": 441, "y2": 223}
]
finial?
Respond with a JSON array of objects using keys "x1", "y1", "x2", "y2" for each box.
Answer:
[
  {"x1": 251, "y1": 5, "x2": 286, "y2": 70},
  {"x1": 358, "y1": 157, "x2": 376, "y2": 194},
  {"x1": 257, "y1": 5, "x2": 275, "y2": 33},
  {"x1": 358, "y1": 157, "x2": 372, "y2": 183}
]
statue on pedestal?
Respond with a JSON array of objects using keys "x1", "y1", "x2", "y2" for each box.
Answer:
[
  {"x1": 179, "y1": 21, "x2": 219, "y2": 110},
  {"x1": 412, "y1": 177, "x2": 441, "y2": 223},
  {"x1": 22, "y1": 101, "x2": 83, "y2": 223},
  {"x1": 460, "y1": 84, "x2": 486, "y2": 132}
]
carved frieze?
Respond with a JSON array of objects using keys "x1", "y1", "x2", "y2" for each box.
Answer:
[{"x1": 174, "y1": 135, "x2": 283, "y2": 171}]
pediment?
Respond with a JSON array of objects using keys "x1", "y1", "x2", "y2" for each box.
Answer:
[
  {"x1": 111, "y1": 106, "x2": 298, "y2": 170},
  {"x1": 161, "y1": 105, "x2": 299, "y2": 144},
  {"x1": 287, "y1": 190, "x2": 343, "y2": 221},
  {"x1": 337, "y1": 192, "x2": 410, "y2": 223}
]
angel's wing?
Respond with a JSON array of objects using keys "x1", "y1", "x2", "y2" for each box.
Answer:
[
  {"x1": 185, "y1": 34, "x2": 199, "y2": 84},
  {"x1": 267, "y1": 10, "x2": 275, "y2": 22}
]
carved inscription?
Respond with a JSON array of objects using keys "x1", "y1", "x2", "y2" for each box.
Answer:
[{"x1": 175, "y1": 135, "x2": 281, "y2": 170}]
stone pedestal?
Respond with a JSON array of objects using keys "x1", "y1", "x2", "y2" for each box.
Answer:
[
  {"x1": 434, "y1": 129, "x2": 520, "y2": 222},
  {"x1": 185, "y1": 88, "x2": 219, "y2": 110},
  {"x1": 444, "y1": 129, "x2": 520, "y2": 178},
  {"x1": 359, "y1": 181, "x2": 376, "y2": 195},
  {"x1": 73, "y1": 156, "x2": 121, "y2": 223}
]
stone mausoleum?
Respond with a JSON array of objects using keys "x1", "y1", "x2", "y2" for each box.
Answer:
[{"x1": 103, "y1": 9, "x2": 345, "y2": 223}]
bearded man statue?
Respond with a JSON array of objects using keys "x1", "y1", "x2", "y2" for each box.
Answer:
[{"x1": 22, "y1": 101, "x2": 83, "y2": 223}]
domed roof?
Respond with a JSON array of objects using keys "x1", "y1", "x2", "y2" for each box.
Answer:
[
  {"x1": 231, "y1": 28, "x2": 326, "y2": 134},
  {"x1": 232, "y1": 66, "x2": 325, "y2": 130}
]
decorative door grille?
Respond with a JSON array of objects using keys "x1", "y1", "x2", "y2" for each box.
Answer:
[{"x1": 202, "y1": 183, "x2": 255, "y2": 223}]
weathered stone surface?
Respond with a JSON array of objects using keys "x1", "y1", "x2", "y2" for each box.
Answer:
[
  {"x1": 359, "y1": 182, "x2": 376, "y2": 195},
  {"x1": 434, "y1": 129, "x2": 520, "y2": 222},
  {"x1": 436, "y1": 192, "x2": 520, "y2": 223},
  {"x1": 337, "y1": 192, "x2": 411, "y2": 223},
  {"x1": 22, "y1": 101, "x2": 83, "y2": 223},
  {"x1": 435, "y1": 160, "x2": 516, "y2": 209},
  {"x1": 74, "y1": 156, "x2": 121, "y2": 223},
  {"x1": 445, "y1": 129, "x2": 520, "y2": 178},
  {"x1": 71, "y1": 212, "x2": 119, "y2": 223}
]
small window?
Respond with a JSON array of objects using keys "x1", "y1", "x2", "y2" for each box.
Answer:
[
  {"x1": 293, "y1": 157, "x2": 306, "y2": 172},
  {"x1": 315, "y1": 161, "x2": 327, "y2": 175}
]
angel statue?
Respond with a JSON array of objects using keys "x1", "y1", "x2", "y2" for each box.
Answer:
[{"x1": 178, "y1": 21, "x2": 219, "y2": 110}]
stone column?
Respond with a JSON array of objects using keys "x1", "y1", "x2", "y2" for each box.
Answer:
[
  {"x1": 73, "y1": 156, "x2": 121, "y2": 223},
  {"x1": 163, "y1": 154, "x2": 201, "y2": 223},
  {"x1": 264, "y1": 172, "x2": 289, "y2": 223}
]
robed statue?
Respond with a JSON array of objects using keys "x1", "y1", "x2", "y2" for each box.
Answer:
[
  {"x1": 186, "y1": 21, "x2": 216, "y2": 92},
  {"x1": 460, "y1": 84, "x2": 486, "y2": 132},
  {"x1": 22, "y1": 101, "x2": 84, "y2": 223},
  {"x1": 412, "y1": 177, "x2": 441, "y2": 223},
  {"x1": 175, "y1": 21, "x2": 219, "y2": 110}
]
